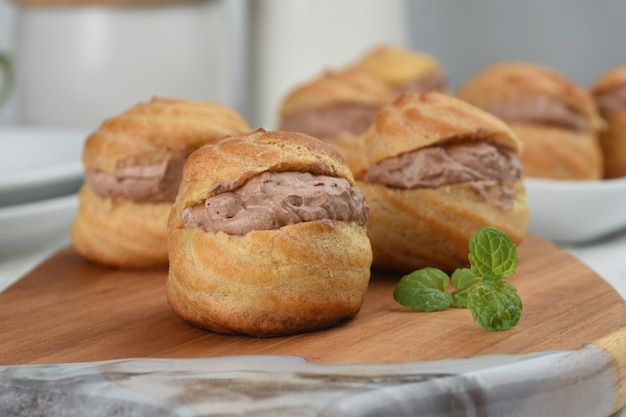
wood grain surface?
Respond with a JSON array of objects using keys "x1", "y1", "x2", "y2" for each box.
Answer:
[{"x1": 0, "y1": 234, "x2": 624, "y2": 366}]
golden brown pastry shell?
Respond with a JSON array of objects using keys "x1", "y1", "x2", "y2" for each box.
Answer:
[
  {"x1": 456, "y1": 61, "x2": 600, "y2": 128},
  {"x1": 509, "y1": 122, "x2": 604, "y2": 180},
  {"x1": 353, "y1": 92, "x2": 529, "y2": 272},
  {"x1": 456, "y1": 62, "x2": 605, "y2": 180},
  {"x1": 591, "y1": 66, "x2": 626, "y2": 178},
  {"x1": 316, "y1": 132, "x2": 368, "y2": 176},
  {"x1": 278, "y1": 70, "x2": 395, "y2": 118},
  {"x1": 72, "y1": 97, "x2": 250, "y2": 268},
  {"x1": 591, "y1": 66, "x2": 626, "y2": 96},
  {"x1": 167, "y1": 221, "x2": 372, "y2": 337},
  {"x1": 70, "y1": 185, "x2": 171, "y2": 268},
  {"x1": 352, "y1": 92, "x2": 522, "y2": 177},
  {"x1": 347, "y1": 44, "x2": 443, "y2": 89},
  {"x1": 277, "y1": 68, "x2": 395, "y2": 174},
  {"x1": 83, "y1": 97, "x2": 251, "y2": 173},
  {"x1": 167, "y1": 129, "x2": 373, "y2": 337},
  {"x1": 598, "y1": 113, "x2": 626, "y2": 178},
  {"x1": 172, "y1": 129, "x2": 355, "y2": 212},
  {"x1": 359, "y1": 180, "x2": 529, "y2": 273}
]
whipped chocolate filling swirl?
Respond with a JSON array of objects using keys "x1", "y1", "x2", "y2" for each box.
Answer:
[
  {"x1": 362, "y1": 141, "x2": 522, "y2": 210},
  {"x1": 87, "y1": 156, "x2": 185, "y2": 203},
  {"x1": 279, "y1": 104, "x2": 380, "y2": 140},
  {"x1": 182, "y1": 171, "x2": 369, "y2": 236},
  {"x1": 594, "y1": 86, "x2": 626, "y2": 116},
  {"x1": 486, "y1": 96, "x2": 589, "y2": 133}
]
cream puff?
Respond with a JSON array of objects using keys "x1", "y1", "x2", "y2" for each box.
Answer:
[
  {"x1": 277, "y1": 69, "x2": 395, "y2": 172},
  {"x1": 591, "y1": 65, "x2": 626, "y2": 179},
  {"x1": 167, "y1": 129, "x2": 373, "y2": 337},
  {"x1": 346, "y1": 44, "x2": 446, "y2": 95},
  {"x1": 70, "y1": 97, "x2": 251, "y2": 268},
  {"x1": 457, "y1": 61, "x2": 603, "y2": 180},
  {"x1": 354, "y1": 92, "x2": 530, "y2": 272}
]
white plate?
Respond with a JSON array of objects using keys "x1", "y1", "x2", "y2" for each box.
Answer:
[
  {"x1": 0, "y1": 193, "x2": 77, "y2": 254},
  {"x1": 525, "y1": 177, "x2": 626, "y2": 243},
  {"x1": 0, "y1": 126, "x2": 89, "y2": 206}
]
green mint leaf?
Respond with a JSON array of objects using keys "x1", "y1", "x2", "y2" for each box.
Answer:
[
  {"x1": 450, "y1": 268, "x2": 477, "y2": 308},
  {"x1": 468, "y1": 226, "x2": 518, "y2": 279},
  {"x1": 480, "y1": 270, "x2": 499, "y2": 287},
  {"x1": 466, "y1": 281, "x2": 522, "y2": 331},
  {"x1": 393, "y1": 267, "x2": 453, "y2": 312},
  {"x1": 391, "y1": 227, "x2": 523, "y2": 331},
  {"x1": 451, "y1": 268, "x2": 477, "y2": 290}
]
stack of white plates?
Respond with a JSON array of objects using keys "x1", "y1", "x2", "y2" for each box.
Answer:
[{"x1": 0, "y1": 126, "x2": 89, "y2": 255}]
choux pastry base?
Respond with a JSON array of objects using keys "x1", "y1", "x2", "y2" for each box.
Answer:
[
  {"x1": 70, "y1": 185, "x2": 171, "y2": 268},
  {"x1": 166, "y1": 129, "x2": 373, "y2": 337},
  {"x1": 359, "y1": 181, "x2": 529, "y2": 273},
  {"x1": 167, "y1": 221, "x2": 372, "y2": 337},
  {"x1": 510, "y1": 123, "x2": 604, "y2": 180}
]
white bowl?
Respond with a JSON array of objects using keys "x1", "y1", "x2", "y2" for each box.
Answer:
[
  {"x1": 0, "y1": 193, "x2": 77, "y2": 254},
  {"x1": 0, "y1": 126, "x2": 89, "y2": 206},
  {"x1": 525, "y1": 177, "x2": 626, "y2": 244}
]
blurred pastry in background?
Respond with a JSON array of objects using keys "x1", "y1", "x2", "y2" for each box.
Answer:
[
  {"x1": 354, "y1": 92, "x2": 529, "y2": 272},
  {"x1": 70, "y1": 97, "x2": 251, "y2": 268},
  {"x1": 346, "y1": 44, "x2": 447, "y2": 95},
  {"x1": 591, "y1": 65, "x2": 626, "y2": 179},
  {"x1": 277, "y1": 69, "x2": 395, "y2": 172},
  {"x1": 276, "y1": 45, "x2": 446, "y2": 173},
  {"x1": 457, "y1": 61, "x2": 603, "y2": 180},
  {"x1": 167, "y1": 129, "x2": 372, "y2": 337}
]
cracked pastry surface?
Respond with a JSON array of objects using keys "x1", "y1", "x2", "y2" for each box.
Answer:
[
  {"x1": 70, "y1": 97, "x2": 251, "y2": 268},
  {"x1": 346, "y1": 44, "x2": 446, "y2": 95},
  {"x1": 167, "y1": 129, "x2": 373, "y2": 337},
  {"x1": 592, "y1": 65, "x2": 626, "y2": 178},
  {"x1": 354, "y1": 92, "x2": 529, "y2": 272},
  {"x1": 457, "y1": 61, "x2": 603, "y2": 180},
  {"x1": 277, "y1": 69, "x2": 395, "y2": 172}
]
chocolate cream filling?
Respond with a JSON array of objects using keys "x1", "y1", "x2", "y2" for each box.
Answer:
[
  {"x1": 182, "y1": 171, "x2": 369, "y2": 236},
  {"x1": 87, "y1": 156, "x2": 185, "y2": 203},
  {"x1": 594, "y1": 85, "x2": 626, "y2": 116},
  {"x1": 279, "y1": 104, "x2": 380, "y2": 139},
  {"x1": 361, "y1": 142, "x2": 522, "y2": 210},
  {"x1": 486, "y1": 96, "x2": 589, "y2": 133}
]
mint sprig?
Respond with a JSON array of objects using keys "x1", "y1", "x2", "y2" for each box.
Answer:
[
  {"x1": 450, "y1": 268, "x2": 477, "y2": 308},
  {"x1": 393, "y1": 226, "x2": 523, "y2": 331},
  {"x1": 469, "y1": 226, "x2": 518, "y2": 278},
  {"x1": 392, "y1": 268, "x2": 452, "y2": 312}
]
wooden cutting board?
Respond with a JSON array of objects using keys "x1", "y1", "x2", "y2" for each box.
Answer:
[{"x1": 0, "y1": 234, "x2": 624, "y2": 368}]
